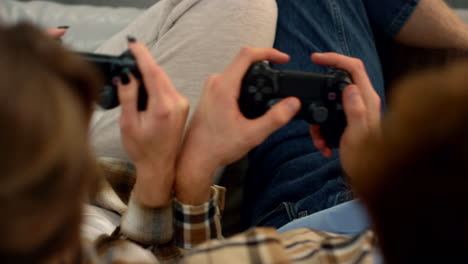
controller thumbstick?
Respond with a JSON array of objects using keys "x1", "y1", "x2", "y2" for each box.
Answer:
[
  {"x1": 266, "y1": 98, "x2": 282, "y2": 109},
  {"x1": 309, "y1": 104, "x2": 329, "y2": 123}
]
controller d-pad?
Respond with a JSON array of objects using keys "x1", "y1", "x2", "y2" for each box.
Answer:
[
  {"x1": 248, "y1": 85, "x2": 258, "y2": 94},
  {"x1": 261, "y1": 86, "x2": 273, "y2": 94},
  {"x1": 256, "y1": 78, "x2": 267, "y2": 87}
]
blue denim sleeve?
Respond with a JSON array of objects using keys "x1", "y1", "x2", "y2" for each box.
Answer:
[{"x1": 362, "y1": 0, "x2": 420, "y2": 38}]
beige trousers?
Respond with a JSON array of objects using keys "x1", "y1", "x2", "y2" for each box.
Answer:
[{"x1": 90, "y1": 0, "x2": 278, "y2": 160}]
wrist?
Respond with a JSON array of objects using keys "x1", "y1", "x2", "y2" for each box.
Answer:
[
  {"x1": 133, "y1": 163, "x2": 175, "y2": 208},
  {"x1": 175, "y1": 148, "x2": 219, "y2": 205}
]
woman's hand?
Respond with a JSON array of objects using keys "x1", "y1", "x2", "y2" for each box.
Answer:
[
  {"x1": 118, "y1": 40, "x2": 189, "y2": 207},
  {"x1": 176, "y1": 47, "x2": 301, "y2": 205},
  {"x1": 309, "y1": 53, "x2": 381, "y2": 174},
  {"x1": 45, "y1": 27, "x2": 68, "y2": 38}
]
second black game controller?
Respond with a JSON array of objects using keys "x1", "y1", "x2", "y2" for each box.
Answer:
[
  {"x1": 239, "y1": 61, "x2": 352, "y2": 148},
  {"x1": 80, "y1": 51, "x2": 148, "y2": 111}
]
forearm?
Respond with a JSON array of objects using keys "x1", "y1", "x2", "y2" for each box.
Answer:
[
  {"x1": 175, "y1": 146, "x2": 218, "y2": 205},
  {"x1": 395, "y1": 0, "x2": 468, "y2": 49},
  {"x1": 133, "y1": 163, "x2": 175, "y2": 208}
]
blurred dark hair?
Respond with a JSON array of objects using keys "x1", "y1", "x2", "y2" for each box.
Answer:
[
  {"x1": 0, "y1": 23, "x2": 101, "y2": 263},
  {"x1": 352, "y1": 60, "x2": 468, "y2": 263}
]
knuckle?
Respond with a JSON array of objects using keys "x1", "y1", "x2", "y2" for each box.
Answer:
[
  {"x1": 119, "y1": 117, "x2": 133, "y2": 133},
  {"x1": 206, "y1": 74, "x2": 220, "y2": 86},
  {"x1": 150, "y1": 64, "x2": 163, "y2": 76},
  {"x1": 353, "y1": 105, "x2": 367, "y2": 118},
  {"x1": 240, "y1": 46, "x2": 255, "y2": 58},
  {"x1": 352, "y1": 59, "x2": 365, "y2": 71},
  {"x1": 271, "y1": 111, "x2": 289, "y2": 126},
  {"x1": 142, "y1": 64, "x2": 160, "y2": 79},
  {"x1": 241, "y1": 133, "x2": 258, "y2": 146},
  {"x1": 207, "y1": 75, "x2": 224, "y2": 93},
  {"x1": 174, "y1": 96, "x2": 190, "y2": 113},
  {"x1": 374, "y1": 95, "x2": 382, "y2": 109},
  {"x1": 179, "y1": 96, "x2": 190, "y2": 111},
  {"x1": 153, "y1": 101, "x2": 180, "y2": 119},
  {"x1": 153, "y1": 107, "x2": 172, "y2": 119},
  {"x1": 211, "y1": 75, "x2": 224, "y2": 88}
]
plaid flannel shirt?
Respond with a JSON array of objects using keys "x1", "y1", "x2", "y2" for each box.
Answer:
[{"x1": 84, "y1": 158, "x2": 378, "y2": 263}]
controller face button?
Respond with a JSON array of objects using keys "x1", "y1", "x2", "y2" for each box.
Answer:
[
  {"x1": 248, "y1": 85, "x2": 259, "y2": 94},
  {"x1": 336, "y1": 104, "x2": 344, "y2": 111},
  {"x1": 262, "y1": 86, "x2": 273, "y2": 94},
  {"x1": 254, "y1": 92, "x2": 264, "y2": 102},
  {"x1": 328, "y1": 92, "x2": 337, "y2": 101},
  {"x1": 309, "y1": 104, "x2": 329, "y2": 123}
]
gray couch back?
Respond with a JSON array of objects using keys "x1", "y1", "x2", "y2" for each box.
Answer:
[
  {"x1": 2, "y1": 0, "x2": 468, "y2": 52},
  {"x1": 20, "y1": 0, "x2": 468, "y2": 9},
  {"x1": 447, "y1": 0, "x2": 468, "y2": 8},
  {"x1": 1, "y1": 0, "x2": 146, "y2": 51},
  {"x1": 16, "y1": 0, "x2": 159, "y2": 8}
]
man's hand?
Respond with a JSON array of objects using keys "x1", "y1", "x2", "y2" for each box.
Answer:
[
  {"x1": 118, "y1": 40, "x2": 189, "y2": 208},
  {"x1": 309, "y1": 53, "x2": 381, "y2": 174},
  {"x1": 176, "y1": 47, "x2": 301, "y2": 205},
  {"x1": 395, "y1": 0, "x2": 468, "y2": 50}
]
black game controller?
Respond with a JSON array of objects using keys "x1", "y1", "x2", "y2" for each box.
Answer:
[
  {"x1": 239, "y1": 61, "x2": 352, "y2": 148},
  {"x1": 80, "y1": 51, "x2": 147, "y2": 111}
]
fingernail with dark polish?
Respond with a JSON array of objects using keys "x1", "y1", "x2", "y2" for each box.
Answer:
[
  {"x1": 127, "y1": 35, "x2": 137, "y2": 43},
  {"x1": 121, "y1": 74, "x2": 130, "y2": 85},
  {"x1": 57, "y1": 25, "x2": 70, "y2": 29}
]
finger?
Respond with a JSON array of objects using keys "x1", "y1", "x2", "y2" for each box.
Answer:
[
  {"x1": 226, "y1": 47, "x2": 290, "y2": 78},
  {"x1": 248, "y1": 97, "x2": 300, "y2": 143},
  {"x1": 223, "y1": 47, "x2": 290, "y2": 93},
  {"x1": 342, "y1": 84, "x2": 368, "y2": 136},
  {"x1": 117, "y1": 74, "x2": 139, "y2": 129},
  {"x1": 45, "y1": 28, "x2": 67, "y2": 38},
  {"x1": 311, "y1": 52, "x2": 381, "y2": 123},
  {"x1": 128, "y1": 40, "x2": 174, "y2": 97},
  {"x1": 309, "y1": 126, "x2": 333, "y2": 158},
  {"x1": 311, "y1": 53, "x2": 372, "y2": 88}
]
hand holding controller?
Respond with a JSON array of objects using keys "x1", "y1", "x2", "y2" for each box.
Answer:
[
  {"x1": 80, "y1": 51, "x2": 148, "y2": 111},
  {"x1": 239, "y1": 61, "x2": 352, "y2": 148}
]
